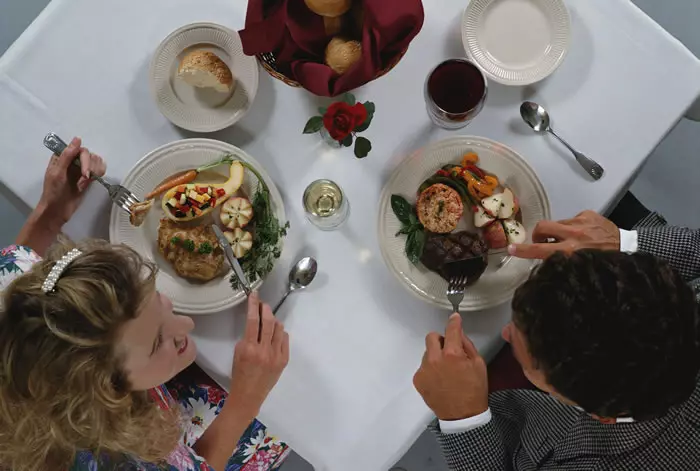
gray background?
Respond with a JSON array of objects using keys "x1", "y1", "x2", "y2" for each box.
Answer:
[{"x1": 1, "y1": 0, "x2": 698, "y2": 469}]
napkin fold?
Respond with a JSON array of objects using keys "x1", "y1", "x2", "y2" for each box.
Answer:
[{"x1": 240, "y1": 0, "x2": 424, "y2": 96}]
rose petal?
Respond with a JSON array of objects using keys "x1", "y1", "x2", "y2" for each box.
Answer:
[{"x1": 351, "y1": 103, "x2": 368, "y2": 128}]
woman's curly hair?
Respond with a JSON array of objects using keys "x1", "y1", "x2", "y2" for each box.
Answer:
[{"x1": 0, "y1": 239, "x2": 181, "y2": 471}]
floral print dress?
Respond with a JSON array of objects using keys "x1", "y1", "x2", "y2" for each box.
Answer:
[{"x1": 0, "y1": 245, "x2": 290, "y2": 471}]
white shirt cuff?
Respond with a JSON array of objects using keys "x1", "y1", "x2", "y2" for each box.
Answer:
[
  {"x1": 619, "y1": 229, "x2": 639, "y2": 254},
  {"x1": 438, "y1": 408, "x2": 492, "y2": 434}
]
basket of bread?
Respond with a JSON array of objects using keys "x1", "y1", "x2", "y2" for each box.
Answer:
[{"x1": 239, "y1": 0, "x2": 424, "y2": 97}]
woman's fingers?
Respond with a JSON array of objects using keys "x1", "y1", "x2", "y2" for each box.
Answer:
[
  {"x1": 272, "y1": 320, "x2": 285, "y2": 351},
  {"x1": 244, "y1": 292, "x2": 262, "y2": 341},
  {"x1": 90, "y1": 152, "x2": 107, "y2": 178},
  {"x1": 259, "y1": 302, "x2": 275, "y2": 345},
  {"x1": 56, "y1": 137, "x2": 81, "y2": 170}
]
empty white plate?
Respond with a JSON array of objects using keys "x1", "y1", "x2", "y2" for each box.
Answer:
[
  {"x1": 150, "y1": 23, "x2": 259, "y2": 132},
  {"x1": 462, "y1": 0, "x2": 571, "y2": 86}
]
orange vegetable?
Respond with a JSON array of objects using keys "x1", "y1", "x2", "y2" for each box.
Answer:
[
  {"x1": 463, "y1": 171, "x2": 498, "y2": 200},
  {"x1": 461, "y1": 152, "x2": 479, "y2": 167},
  {"x1": 146, "y1": 170, "x2": 197, "y2": 200}
]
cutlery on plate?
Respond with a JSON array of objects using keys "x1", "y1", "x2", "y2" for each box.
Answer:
[
  {"x1": 273, "y1": 257, "x2": 318, "y2": 314},
  {"x1": 519, "y1": 102, "x2": 605, "y2": 181},
  {"x1": 43, "y1": 132, "x2": 141, "y2": 215},
  {"x1": 212, "y1": 225, "x2": 251, "y2": 297},
  {"x1": 443, "y1": 256, "x2": 492, "y2": 313}
]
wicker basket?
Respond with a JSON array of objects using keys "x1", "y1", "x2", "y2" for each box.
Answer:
[{"x1": 257, "y1": 49, "x2": 407, "y2": 91}]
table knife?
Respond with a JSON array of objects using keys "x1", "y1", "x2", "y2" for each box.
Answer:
[{"x1": 212, "y1": 225, "x2": 251, "y2": 296}]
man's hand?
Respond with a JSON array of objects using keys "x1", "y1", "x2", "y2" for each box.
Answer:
[
  {"x1": 413, "y1": 313, "x2": 488, "y2": 421},
  {"x1": 227, "y1": 292, "x2": 290, "y2": 421},
  {"x1": 39, "y1": 137, "x2": 107, "y2": 227},
  {"x1": 508, "y1": 210, "x2": 620, "y2": 260}
]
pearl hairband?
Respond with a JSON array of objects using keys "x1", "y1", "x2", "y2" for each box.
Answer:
[{"x1": 41, "y1": 248, "x2": 83, "y2": 293}]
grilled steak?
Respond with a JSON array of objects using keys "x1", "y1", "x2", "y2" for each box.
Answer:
[{"x1": 421, "y1": 231, "x2": 488, "y2": 283}]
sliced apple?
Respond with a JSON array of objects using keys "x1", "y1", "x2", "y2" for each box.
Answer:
[
  {"x1": 161, "y1": 161, "x2": 245, "y2": 222},
  {"x1": 503, "y1": 219, "x2": 527, "y2": 245},
  {"x1": 482, "y1": 221, "x2": 508, "y2": 250},
  {"x1": 480, "y1": 193, "x2": 503, "y2": 218},
  {"x1": 498, "y1": 188, "x2": 517, "y2": 219},
  {"x1": 224, "y1": 228, "x2": 254, "y2": 258},
  {"x1": 474, "y1": 204, "x2": 496, "y2": 228},
  {"x1": 221, "y1": 197, "x2": 254, "y2": 229}
]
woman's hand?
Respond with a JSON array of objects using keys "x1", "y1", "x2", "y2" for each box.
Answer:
[
  {"x1": 227, "y1": 292, "x2": 290, "y2": 420},
  {"x1": 39, "y1": 137, "x2": 107, "y2": 227},
  {"x1": 194, "y1": 293, "x2": 289, "y2": 470},
  {"x1": 15, "y1": 137, "x2": 107, "y2": 256}
]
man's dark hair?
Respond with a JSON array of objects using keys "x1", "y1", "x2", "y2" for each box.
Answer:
[{"x1": 512, "y1": 250, "x2": 700, "y2": 420}]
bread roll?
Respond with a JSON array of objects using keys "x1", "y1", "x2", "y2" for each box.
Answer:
[
  {"x1": 304, "y1": 0, "x2": 352, "y2": 18},
  {"x1": 325, "y1": 37, "x2": 362, "y2": 75},
  {"x1": 178, "y1": 50, "x2": 235, "y2": 94}
]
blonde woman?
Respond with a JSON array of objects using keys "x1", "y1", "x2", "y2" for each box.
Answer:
[{"x1": 0, "y1": 139, "x2": 290, "y2": 470}]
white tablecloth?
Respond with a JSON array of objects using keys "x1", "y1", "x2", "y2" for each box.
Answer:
[{"x1": 1, "y1": 0, "x2": 699, "y2": 469}]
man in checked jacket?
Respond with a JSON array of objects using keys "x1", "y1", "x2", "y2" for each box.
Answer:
[{"x1": 413, "y1": 208, "x2": 700, "y2": 470}]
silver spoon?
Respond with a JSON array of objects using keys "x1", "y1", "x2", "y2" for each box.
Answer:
[
  {"x1": 520, "y1": 101, "x2": 605, "y2": 181},
  {"x1": 273, "y1": 257, "x2": 318, "y2": 314}
]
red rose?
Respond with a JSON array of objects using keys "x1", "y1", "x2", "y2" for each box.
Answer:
[{"x1": 323, "y1": 102, "x2": 368, "y2": 141}]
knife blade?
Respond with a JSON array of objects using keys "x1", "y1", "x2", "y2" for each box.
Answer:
[{"x1": 212, "y1": 225, "x2": 251, "y2": 296}]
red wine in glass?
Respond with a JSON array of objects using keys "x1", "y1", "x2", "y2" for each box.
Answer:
[{"x1": 425, "y1": 59, "x2": 488, "y2": 129}]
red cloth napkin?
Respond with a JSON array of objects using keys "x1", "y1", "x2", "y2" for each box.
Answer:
[{"x1": 239, "y1": 0, "x2": 424, "y2": 97}]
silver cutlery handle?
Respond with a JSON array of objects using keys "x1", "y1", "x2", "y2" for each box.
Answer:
[
  {"x1": 548, "y1": 129, "x2": 604, "y2": 181},
  {"x1": 273, "y1": 290, "x2": 292, "y2": 315},
  {"x1": 44, "y1": 132, "x2": 69, "y2": 156}
]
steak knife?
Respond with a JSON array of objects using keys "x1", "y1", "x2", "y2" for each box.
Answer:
[{"x1": 212, "y1": 225, "x2": 251, "y2": 296}]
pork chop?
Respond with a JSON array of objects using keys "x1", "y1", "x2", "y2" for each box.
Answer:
[{"x1": 157, "y1": 219, "x2": 225, "y2": 281}]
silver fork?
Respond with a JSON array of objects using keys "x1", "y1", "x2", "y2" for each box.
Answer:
[
  {"x1": 447, "y1": 274, "x2": 469, "y2": 313},
  {"x1": 43, "y1": 133, "x2": 140, "y2": 215}
]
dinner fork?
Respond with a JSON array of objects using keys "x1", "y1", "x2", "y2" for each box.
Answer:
[
  {"x1": 43, "y1": 133, "x2": 140, "y2": 215},
  {"x1": 446, "y1": 274, "x2": 470, "y2": 313}
]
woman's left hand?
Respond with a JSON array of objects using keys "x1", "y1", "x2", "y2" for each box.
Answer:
[{"x1": 39, "y1": 137, "x2": 107, "y2": 226}]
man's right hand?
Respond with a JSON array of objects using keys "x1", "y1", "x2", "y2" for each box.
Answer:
[
  {"x1": 413, "y1": 314, "x2": 489, "y2": 421},
  {"x1": 227, "y1": 292, "x2": 289, "y2": 421},
  {"x1": 508, "y1": 210, "x2": 620, "y2": 260}
]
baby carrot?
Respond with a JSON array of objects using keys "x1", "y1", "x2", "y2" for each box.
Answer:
[{"x1": 145, "y1": 170, "x2": 197, "y2": 199}]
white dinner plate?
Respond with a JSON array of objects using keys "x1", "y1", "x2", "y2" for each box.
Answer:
[
  {"x1": 378, "y1": 136, "x2": 551, "y2": 311},
  {"x1": 462, "y1": 0, "x2": 571, "y2": 86},
  {"x1": 150, "y1": 22, "x2": 259, "y2": 132},
  {"x1": 109, "y1": 139, "x2": 286, "y2": 315}
]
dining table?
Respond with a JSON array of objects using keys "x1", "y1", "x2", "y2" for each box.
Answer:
[{"x1": 2, "y1": 0, "x2": 700, "y2": 469}]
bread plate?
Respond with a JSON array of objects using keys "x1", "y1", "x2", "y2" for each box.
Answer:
[
  {"x1": 109, "y1": 139, "x2": 286, "y2": 315},
  {"x1": 377, "y1": 136, "x2": 550, "y2": 311},
  {"x1": 150, "y1": 22, "x2": 259, "y2": 132},
  {"x1": 462, "y1": 0, "x2": 570, "y2": 86}
]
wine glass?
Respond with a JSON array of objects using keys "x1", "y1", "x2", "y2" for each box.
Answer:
[{"x1": 425, "y1": 58, "x2": 489, "y2": 129}]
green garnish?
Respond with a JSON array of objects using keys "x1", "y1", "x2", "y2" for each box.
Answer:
[
  {"x1": 220, "y1": 154, "x2": 289, "y2": 290},
  {"x1": 171, "y1": 236, "x2": 181, "y2": 245},
  {"x1": 198, "y1": 242, "x2": 213, "y2": 254},
  {"x1": 391, "y1": 195, "x2": 426, "y2": 265},
  {"x1": 183, "y1": 239, "x2": 195, "y2": 252}
]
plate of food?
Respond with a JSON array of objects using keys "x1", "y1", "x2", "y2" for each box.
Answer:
[
  {"x1": 150, "y1": 22, "x2": 259, "y2": 132},
  {"x1": 378, "y1": 136, "x2": 550, "y2": 311},
  {"x1": 110, "y1": 139, "x2": 288, "y2": 315}
]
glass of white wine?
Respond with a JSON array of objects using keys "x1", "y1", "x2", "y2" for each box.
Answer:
[{"x1": 303, "y1": 179, "x2": 350, "y2": 230}]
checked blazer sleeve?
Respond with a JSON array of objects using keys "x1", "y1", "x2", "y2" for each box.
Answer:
[
  {"x1": 430, "y1": 419, "x2": 510, "y2": 471},
  {"x1": 633, "y1": 213, "x2": 700, "y2": 282}
]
